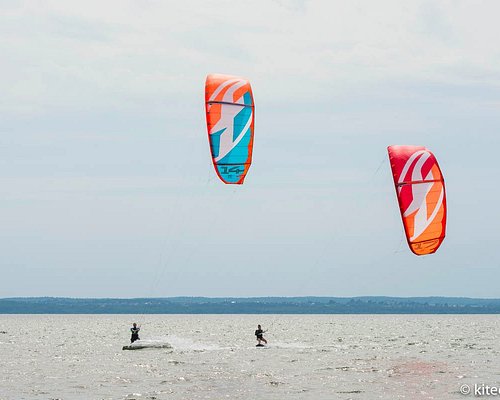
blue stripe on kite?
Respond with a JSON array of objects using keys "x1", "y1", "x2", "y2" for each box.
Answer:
[
  {"x1": 243, "y1": 92, "x2": 252, "y2": 106},
  {"x1": 210, "y1": 128, "x2": 226, "y2": 159},
  {"x1": 232, "y1": 106, "x2": 251, "y2": 142},
  {"x1": 217, "y1": 124, "x2": 251, "y2": 166}
]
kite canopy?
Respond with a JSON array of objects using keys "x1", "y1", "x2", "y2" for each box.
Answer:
[
  {"x1": 387, "y1": 145, "x2": 447, "y2": 256},
  {"x1": 205, "y1": 73, "x2": 255, "y2": 184}
]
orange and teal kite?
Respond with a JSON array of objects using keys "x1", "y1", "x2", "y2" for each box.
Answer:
[{"x1": 205, "y1": 73, "x2": 255, "y2": 184}]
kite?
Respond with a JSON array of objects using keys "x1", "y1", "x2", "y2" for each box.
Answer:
[
  {"x1": 387, "y1": 145, "x2": 447, "y2": 256},
  {"x1": 205, "y1": 73, "x2": 255, "y2": 184}
]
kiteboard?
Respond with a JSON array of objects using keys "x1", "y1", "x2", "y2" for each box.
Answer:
[
  {"x1": 256, "y1": 343, "x2": 266, "y2": 347},
  {"x1": 122, "y1": 340, "x2": 172, "y2": 351}
]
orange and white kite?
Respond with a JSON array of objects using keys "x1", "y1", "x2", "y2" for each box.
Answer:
[{"x1": 387, "y1": 145, "x2": 447, "y2": 256}]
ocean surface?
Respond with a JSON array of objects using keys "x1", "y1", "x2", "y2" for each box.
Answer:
[{"x1": 0, "y1": 315, "x2": 499, "y2": 399}]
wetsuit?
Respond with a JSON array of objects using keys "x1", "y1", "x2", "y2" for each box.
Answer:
[
  {"x1": 255, "y1": 329, "x2": 264, "y2": 340},
  {"x1": 130, "y1": 327, "x2": 140, "y2": 343}
]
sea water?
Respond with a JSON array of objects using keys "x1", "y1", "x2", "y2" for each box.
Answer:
[{"x1": 0, "y1": 314, "x2": 499, "y2": 399}]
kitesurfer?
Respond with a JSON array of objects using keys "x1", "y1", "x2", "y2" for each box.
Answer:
[
  {"x1": 130, "y1": 323, "x2": 140, "y2": 343},
  {"x1": 255, "y1": 324, "x2": 267, "y2": 345}
]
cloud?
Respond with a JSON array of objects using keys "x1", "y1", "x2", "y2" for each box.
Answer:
[{"x1": 2, "y1": 0, "x2": 500, "y2": 117}]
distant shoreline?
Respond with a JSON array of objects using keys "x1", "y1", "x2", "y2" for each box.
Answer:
[{"x1": 2, "y1": 296, "x2": 500, "y2": 314}]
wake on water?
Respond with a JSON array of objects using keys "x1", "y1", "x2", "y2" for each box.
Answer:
[
  {"x1": 123, "y1": 335, "x2": 311, "y2": 352},
  {"x1": 165, "y1": 335, "x2": 229, "y2": 352}
]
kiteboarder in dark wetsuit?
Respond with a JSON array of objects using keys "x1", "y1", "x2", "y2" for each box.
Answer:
[
  {"x1": 255, "y1": 324, "x2": 267, "y2": 345},
  {"x1": 130, "y1": 323, "x2": 140, "y2": 343}
]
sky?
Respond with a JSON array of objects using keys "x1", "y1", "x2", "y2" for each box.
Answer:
[{"x1": 1, "y1": 0, "x2": 500, "y2": 298}]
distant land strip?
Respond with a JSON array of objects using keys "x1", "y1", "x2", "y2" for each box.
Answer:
[{"x1": 2, "y1": 297, "x2": 500, "y2": 314}]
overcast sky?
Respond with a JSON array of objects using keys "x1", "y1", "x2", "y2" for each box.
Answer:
[{"x1": 1, "y1": 0, "x2": 500, "y2": 298}]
